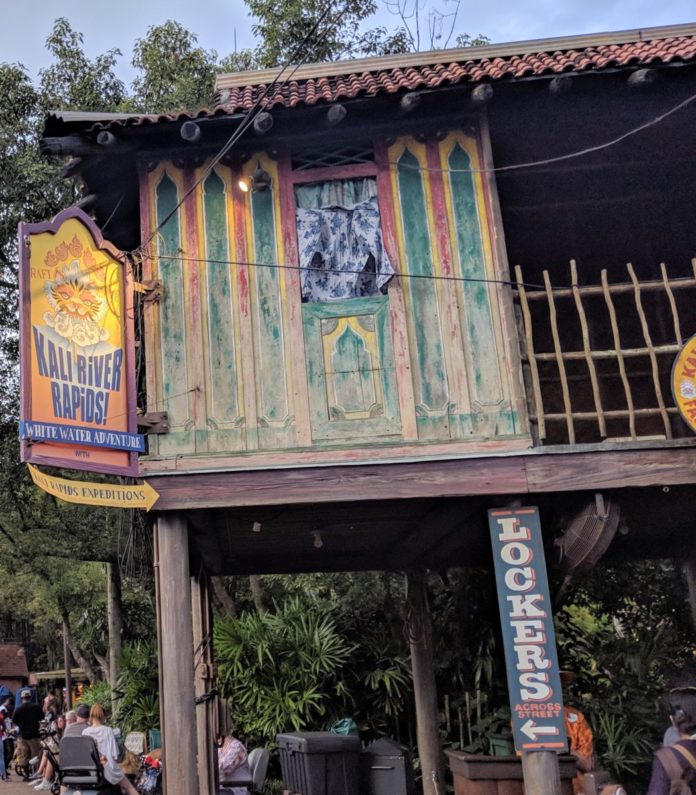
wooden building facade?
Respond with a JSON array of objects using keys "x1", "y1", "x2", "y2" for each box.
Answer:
[{"x1": 40, "y1": 23, "x2": 696, "y2": 795}]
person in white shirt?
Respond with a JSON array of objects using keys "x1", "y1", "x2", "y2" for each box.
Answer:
[{"x1": 82, "y1": 704, "x2": 138, "y2": 795}]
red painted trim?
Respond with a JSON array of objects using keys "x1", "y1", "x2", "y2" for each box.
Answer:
[
  {"x1": 232, "y1": 169, "x2": 250, "y2": 317},
  {"x1": 277, "y1": 153, "x2": 301, "y2": 286},
  {"x1": 19, "y1": 207, "x2": 139, "y2": 476},
  {"x1": 425, "y1": 139, "x2": 454, "y2": 277},
  {"x1": 182, "y1": 168, "x2": 205, "y2": 427},
  {"x1": 373, "y1": 138, "x2": 400, "y2": 268},
  {"x1": 290, "y1": 161, "x2": 377, "y2": 185}
]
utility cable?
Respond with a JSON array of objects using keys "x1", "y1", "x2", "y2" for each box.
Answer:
[{"x1": 133, "y1": 0, "x2": 345, "y2": 258}]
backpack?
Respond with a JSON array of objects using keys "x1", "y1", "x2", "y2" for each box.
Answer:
[{"x1": 656, "y1": 743, "x2": 696, "y2": 795}]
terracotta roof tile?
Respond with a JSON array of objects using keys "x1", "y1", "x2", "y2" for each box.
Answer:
[
  {"x1": 211, "y1": 34, "x2": 695, "y2": 114},
  {"x1": 43, "y1": 28, "x2": 696, "y2": 135}
]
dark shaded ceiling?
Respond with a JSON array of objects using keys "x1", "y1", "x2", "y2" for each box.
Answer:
[
  {"x1": 185, "y1": 485, "x2": 696, "y2": 576},
  {"x1": 487, "y1": 66, "x2": 696, "y2": 284}
]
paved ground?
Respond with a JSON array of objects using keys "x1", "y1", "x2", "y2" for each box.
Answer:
[{"x1": 0, "y1": 777, "x2": 46, "y2": 794}]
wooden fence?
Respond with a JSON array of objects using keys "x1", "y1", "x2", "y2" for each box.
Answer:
[{"x1": 514, "y1": 259, "x2": 696, "y2": 445}]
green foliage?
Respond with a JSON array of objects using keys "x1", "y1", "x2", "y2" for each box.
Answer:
[
  {"x1": 77, "y1": 680, "x2": 112, "y2": 720},
  {"x1": 554, "y1": 561, "x2": 695, "y2": 789},
  {"x1": 114, "y1": 642, "x2": 160, "y2": 734},
  {"x1": 215, "y1": 596, "x2": 352, "y2": 741},
  {"x1": 39, "y1": 18, "x2": 126, "y2": 112},
  {"x1": 247, "y1": 0, "x2": 408, "y2": 67},
  {"x1": 130, "y1": 21, "x2": 218, "y2": 112}
]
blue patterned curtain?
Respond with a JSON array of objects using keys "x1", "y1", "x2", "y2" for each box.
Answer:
[{"x1": 295, "y1": 179, "x2": 394, "y2": 301}]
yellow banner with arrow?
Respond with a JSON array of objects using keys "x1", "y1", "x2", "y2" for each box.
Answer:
[{"x1": 28, "y1": 464, "x2": 159, "y2": 511}]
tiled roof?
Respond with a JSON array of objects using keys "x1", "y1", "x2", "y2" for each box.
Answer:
[
  {"x1": 43, "y1": 24, "x2": 696, "y2": 134},
  {"x1": 213, "y1": 27, "x2": 696, "y2": 114},
  {"x1": 0, "y1": 644, "x2": 28, "y2": 678}
]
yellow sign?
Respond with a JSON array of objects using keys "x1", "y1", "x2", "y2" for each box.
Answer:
[
  {"x1": 19, "y1": 208, "x2": 141, "y2": 476},
  {"x1": 27, "y1": 464, "x2": 159, "y2": 511},
  {"x1": 672, "y1": 333, "x2": 696, "y2": 434}
]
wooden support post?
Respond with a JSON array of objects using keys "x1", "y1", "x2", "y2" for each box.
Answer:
[
  {"x1": 405, "y1": 570, "x2": 443, "y2": 795},
  {"x1": 62, "y1": 619, "x2": 72, "y2": 711},
  {"x1": 192, "y1": 571, "x2": 217, "y2": 795},
  {"x1": 155, "y1": 514, "x2": 199, "y2": 795},
  {"x1": 107, "y1": 561, "x2": 123, "y2": 720},
  {"x1": 521, "y1": 750, "x2": 563, "y2": 795},
  {"x1": 684, "y1": 558, "x2": 696, "y2": 633}
]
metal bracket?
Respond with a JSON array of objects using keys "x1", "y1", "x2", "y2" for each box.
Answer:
[
  {"x1": 133, "y1": 280, "x2": 163, "y2": 303},
  {"x1": 137, "y1": 411, "x2": 169, "y2": 434}
]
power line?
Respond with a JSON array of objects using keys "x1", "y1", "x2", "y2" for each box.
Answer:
[
  {"x1": 389, "y1": 92, "x2": 696, "y2": 174},
  {"x1": 133, "y1": 0, "x2": 345, "y2": 258},
  {"x1": 156, "y1": 252, "x2": 545, "y2": 290}
]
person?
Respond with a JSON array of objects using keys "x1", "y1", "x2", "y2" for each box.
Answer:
[
  {"x1": 63, "y1": 705, "x2": 89, "y2": 737},
  {"x1": 648, "y1": 687, "x2": 696, "y2": 794},
  {"x1": 31, "y1": 698, "x2": 64, "y2": 790},
  {"x1": 12, "y1": 689, "x2": 43, "y2": 779},
  {"x1": 217, "y1": 734, "x2": 250, "y2": 795},
  {"x1": 560, "y1": 672, "x2": 594, "y2": 795},
  {"x1": 82, "y1": 704, "x2": 138, "y2": 795}
]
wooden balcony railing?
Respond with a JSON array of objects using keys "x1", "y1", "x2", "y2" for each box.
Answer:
[{"x1": 514, "y1": 259, "x2": 696, "y2": 445}]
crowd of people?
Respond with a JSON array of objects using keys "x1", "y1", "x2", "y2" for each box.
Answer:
[{"x1": 0, "y1": 687, "x2": 138, "y2": 793}]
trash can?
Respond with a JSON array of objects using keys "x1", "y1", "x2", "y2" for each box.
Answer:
[
  {"x1": 361, "y1": 737, "x2": 415, "y2": 795},
  {"x1": 277, "y1": 731, "x2": 361, "y2": 795}
]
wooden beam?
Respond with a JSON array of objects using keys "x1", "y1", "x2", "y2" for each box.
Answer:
[
  {"x1": 156, "y1": 514, "x2": 199, "y2": 795},
  {"x1": 405, "y1": 571, "x2": 444, "y2": 795},
  {"x1": 191, "y1": 572, "x2": 216, "y2": 795},
  {"x1": 144, "y1": 445, "x2": 696, "y2": 511},
  {"x1": 326, "y1": 104, "x2": 347, "y2": 125}
]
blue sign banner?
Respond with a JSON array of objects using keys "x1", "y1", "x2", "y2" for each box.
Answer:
[
  {"x1": 488, "y1": 507, "x2": 568, "y2": 753},
  {"x1": 19, "y1": 420, "x2": 145, "y2": 453}
]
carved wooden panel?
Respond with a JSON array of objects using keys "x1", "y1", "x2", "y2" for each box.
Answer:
[{"x1": 303, "y1": 296, "x2": 401, "y2": 442}]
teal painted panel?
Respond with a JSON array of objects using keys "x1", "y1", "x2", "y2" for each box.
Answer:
[
  {"x1": 396, "y1": 149, "x2": 449, "y2": 432},
  {"x1": 302, "y1": 296, "x2": 401, "y2": 442},
  {"x1": 156, "y1": 174, "x2": 193, "y2": 454},
  {"x1": 250, "y1": 184, "x2": 292, "y2": 448},
  {"x1": 448, "y1": 144, "x2": 504, "y2": 406},
  {"x1": 203, "y1": 172, "x2": 244, "y2": 451}
]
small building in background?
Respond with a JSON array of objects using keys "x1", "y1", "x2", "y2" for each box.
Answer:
[{"x1": 0, "y1": 643, "x2": 29, "y2": 694}]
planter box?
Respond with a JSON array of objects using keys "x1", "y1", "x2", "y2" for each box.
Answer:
[{"x1": 446, "y1": 751, "x2": 576, "y2": 795}]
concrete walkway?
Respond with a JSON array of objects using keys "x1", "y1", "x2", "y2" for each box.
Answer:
[{"x1": 0, "y1": 777, "x2": 46, "y2": 794}]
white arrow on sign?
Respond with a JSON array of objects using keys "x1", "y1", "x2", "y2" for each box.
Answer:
[{"x1": 520, "y1": 720, "x2": 560, "y2": 741}]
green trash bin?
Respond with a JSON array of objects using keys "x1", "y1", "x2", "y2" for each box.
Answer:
[{"x1": 148, "y1": 729, "x2": 161, "y2": 750}]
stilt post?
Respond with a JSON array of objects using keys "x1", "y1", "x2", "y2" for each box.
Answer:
[
  {"x1": 405, "y1": 570, "x2": 444, "y2": 795},
  {"x1": 155, "y1": 514, "x2": 199, "y2": 795}
]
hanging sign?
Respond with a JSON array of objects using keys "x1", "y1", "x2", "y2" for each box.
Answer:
[
  {"x1": 488, "y1": 507, "x2": 568, "y2": 753},
  {"x1": 19, "y1": 208, "x2": 142, "y2": 476},
  {"x1": 27, "y1": 464, "x2": 159, "y2": 511},
  {"x1": 672, "y1": 334, "x2": 696, "y2": 434}
]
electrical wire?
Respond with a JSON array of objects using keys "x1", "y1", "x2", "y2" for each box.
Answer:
[
  {"x1": 385, "y1": 92, "x2": 696, "y2": 174},
  {"x1": 133, "y1": 0, "x2": 344, "y2": 258},
  {"x1": 155, "y1": 252, "x2": 546, "y2": 290}
]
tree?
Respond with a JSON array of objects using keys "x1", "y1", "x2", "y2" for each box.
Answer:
[
  {"x1": 130, "y1": 21, "x2": 219, "y2": 113},
  {"x1": 246, "y1": 0, "x2": 409, "y2": 68},
  {"x1": 39, "y1": 18, "x2": 126, "y2": 112}
]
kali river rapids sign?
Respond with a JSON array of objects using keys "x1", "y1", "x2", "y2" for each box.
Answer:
[
  {"x1": 19, "y1": 208, "x2": 142, "y2": 476},
  {"x1": 673, "y1": 333, "x2": 696, "y2": 434},
  {"x1": 489, "y1": 507, "x2": 568, "y2": 753}
]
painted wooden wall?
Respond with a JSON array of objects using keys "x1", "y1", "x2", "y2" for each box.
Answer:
[{"x1": 139, "y1": 123, "x2": 528, "y2": 469}]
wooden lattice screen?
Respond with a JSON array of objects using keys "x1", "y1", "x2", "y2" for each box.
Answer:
[{"x1": 514, "y1": 259, "x2": 696, "y2": 445}]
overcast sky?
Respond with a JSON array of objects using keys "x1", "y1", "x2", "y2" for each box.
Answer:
[{"x1": 1, "y1": 0, "x2": 693, "y2": 82}]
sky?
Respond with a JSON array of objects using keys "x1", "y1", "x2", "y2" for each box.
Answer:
[{"x1": 0, "y1": 0, "x2": 693, "y2": 83}]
